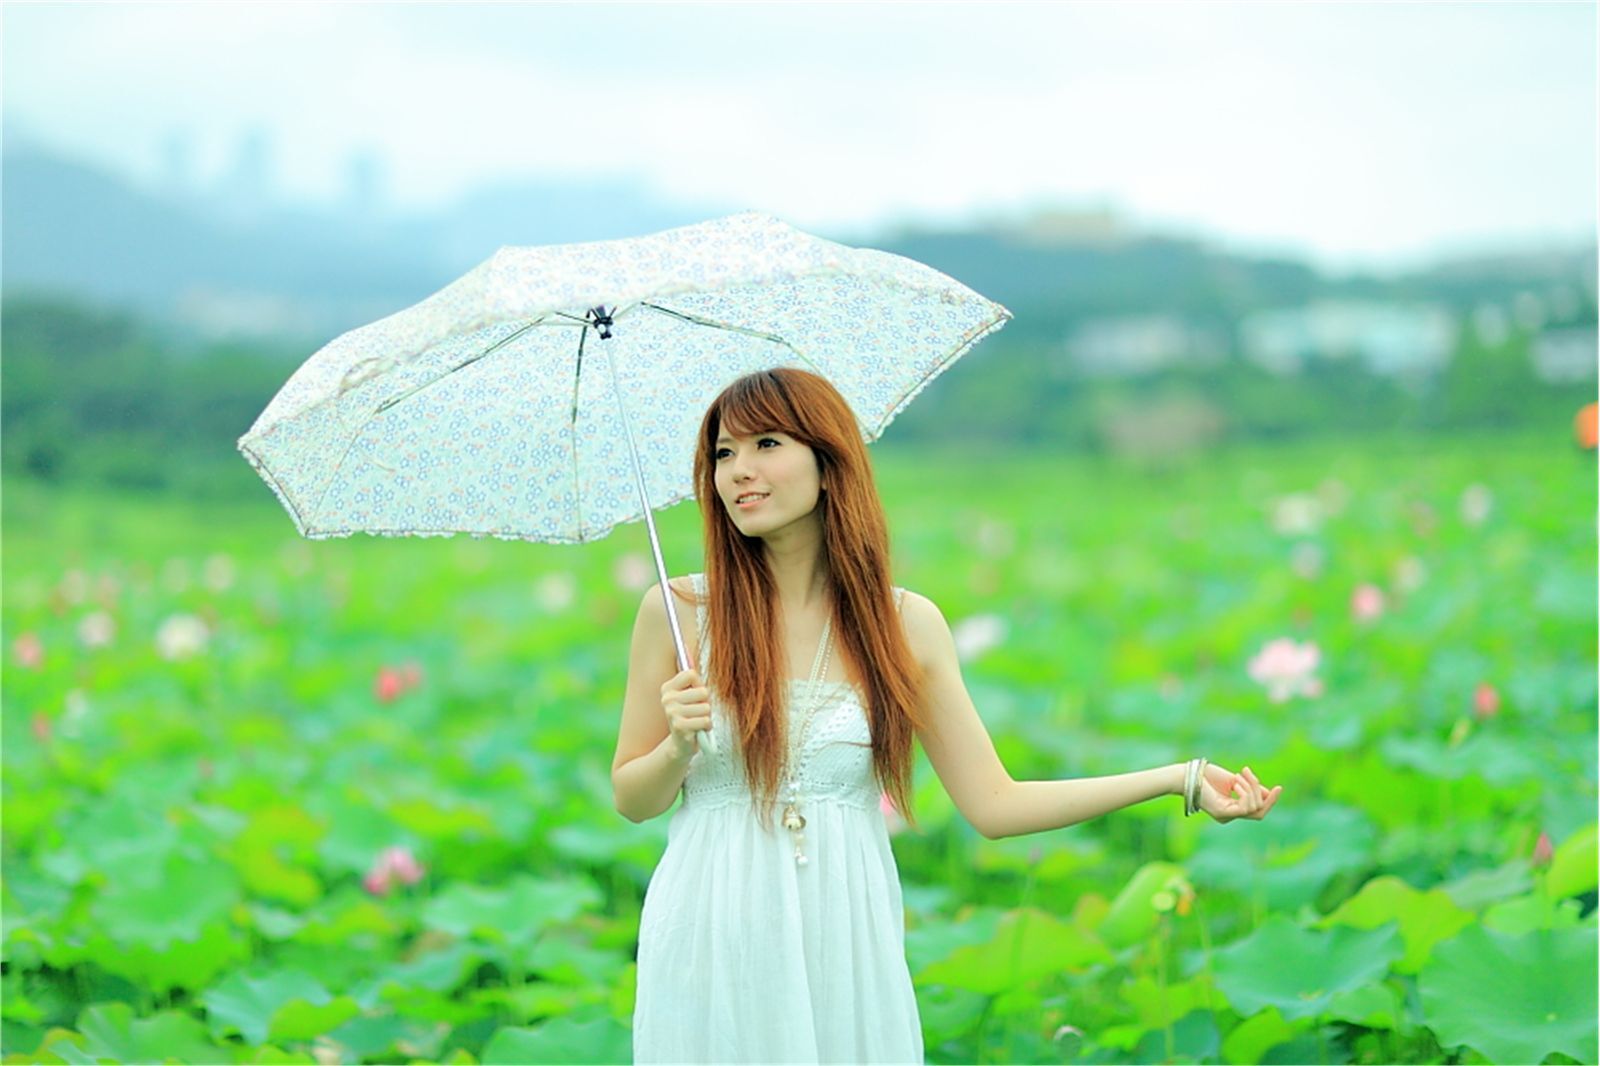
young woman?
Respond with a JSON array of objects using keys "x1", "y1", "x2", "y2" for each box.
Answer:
[{"x1": 612, "y1": 368, "x2": 1282, "y2": 1064}]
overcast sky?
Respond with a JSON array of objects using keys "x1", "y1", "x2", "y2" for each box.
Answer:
[{"x1": 4, "y1": 2, "x2": 1595, "y2": 270}]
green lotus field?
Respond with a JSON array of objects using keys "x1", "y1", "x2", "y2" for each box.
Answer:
[{"x1": 3, "y1": 430, "x2": 1595, "y2": 1065}]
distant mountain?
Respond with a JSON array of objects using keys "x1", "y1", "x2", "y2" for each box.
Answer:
[
  {"x1": 2, "y1": 148, "x2": 444, "y2": 342},
  {"x1": 2, "y1": 141, "x2": 1592, "y2": 353},
  {"x1": 1, "y1": 143, "x2": 726, "y2": 343}
]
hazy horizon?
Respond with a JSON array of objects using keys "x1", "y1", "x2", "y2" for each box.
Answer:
[{"x1": 4, "y1": 2, "x2": 1595, "y2": 273}]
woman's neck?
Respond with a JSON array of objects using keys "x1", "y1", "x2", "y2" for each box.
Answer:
[{"x1": 760, "y1": 518, "x2": 829, "y2": 612}]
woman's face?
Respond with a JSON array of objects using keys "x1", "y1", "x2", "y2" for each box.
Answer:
[{"x1": 713, "y1": 426, "x2": 824, "y2": 539}]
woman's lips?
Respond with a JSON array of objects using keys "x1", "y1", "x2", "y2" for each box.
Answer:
[{"x1": 736, "y1": 494, "x2": 768, "y2": 509}]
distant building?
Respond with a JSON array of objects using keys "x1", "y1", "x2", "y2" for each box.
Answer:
[
  {"x1": 1531, "y1": 328, "x2": 1599, "y2": 384},
  {"x1": 211, "y1": 124, "x2": 278, "y2": 225},
  {"x1": 1239, "y1": 301, "x2": 1457, "y2": 377},
  {"x1": 1004, "y1": 205, "x2": 1129, "y2": 247},
  {"x1": 1064, "y1": 314, "x2": 1225, "y2": 377}
]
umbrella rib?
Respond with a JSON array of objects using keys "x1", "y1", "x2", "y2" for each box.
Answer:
[
  {"x1": 639, "y1": 303, "x2": 826, "y2": 376},
  {"x1": 373, "y1": 317, "x2": 548, "y2": 414},
  {"x1": 309, "y1": 315, "x2": 556, "y2": 522}
]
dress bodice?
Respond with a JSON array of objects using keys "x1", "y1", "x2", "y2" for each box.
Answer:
[{"x1": 679, "y1": 572, "x2": 900, "y2": 813}]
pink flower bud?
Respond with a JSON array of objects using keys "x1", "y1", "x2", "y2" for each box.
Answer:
[
  {"x1": 363, "y1": 845, "x2": 424, "y2": 896},
  {"x1": 1248, "y1": 637, "x2": 1323, "y2": 701},
  {"x1": 374, "y1": 666, "x2": 404, "y2": 703},
  {"x1": 13, "y1": 632, "x2": 43, "y2": 669},
  {"x1": 30, "y1": 712, "x2": 51, "y2": 744},
  {"x1": 1473, "y1": 682, "x2": 1501, "y2": 720},
  {"x1": 383, "y1": 846, "x2": 425, "y2": 885},
  {"x1": 1349, "y1": 583, "x2": 1385, "y2": 623},
  {"x1": 1532, "y1": 831, "x2": 1554, "y2": 868}
]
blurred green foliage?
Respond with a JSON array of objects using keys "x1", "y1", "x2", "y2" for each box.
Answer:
[{"x1": 2, "y1": 430, "x2": 1595, "y2": 1064}]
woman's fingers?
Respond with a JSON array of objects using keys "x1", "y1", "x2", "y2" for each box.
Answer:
[{"x1": 1197, "y1": 764, "x2": 1283, "y2": 821}]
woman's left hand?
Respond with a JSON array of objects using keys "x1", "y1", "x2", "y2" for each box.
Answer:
[{"x1": 1199, "y1": 763, "x2": 1282, "y2": 824}]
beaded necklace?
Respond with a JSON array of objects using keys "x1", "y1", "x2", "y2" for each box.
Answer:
[{"x1": 780, "y1": 613, "x2": 835, "y2": 866}]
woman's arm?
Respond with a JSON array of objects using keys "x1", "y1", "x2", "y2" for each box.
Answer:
[
  {"x1": 612, "y1": 579, "x2": 697, "y2": 823},
  {"x1": 901, "y1": 591, "x2": 1269, "y2": 840}
]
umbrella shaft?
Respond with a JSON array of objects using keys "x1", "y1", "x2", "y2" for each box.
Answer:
[{"x1": 599, "y1": 331, "x2": 691, "y2": 675}]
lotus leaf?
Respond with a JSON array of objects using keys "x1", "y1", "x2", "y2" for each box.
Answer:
[
  {"x1": 1210, "y1": 914, "x2": 1401, "y2": 1020},
  {"x1": 1419, "y1": 922, "x2": 1598, "y2": 1064}
]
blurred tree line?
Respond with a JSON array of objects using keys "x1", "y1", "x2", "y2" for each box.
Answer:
[{"x1": 1, "y1": 292, "x2": 1592, "y2": 501}]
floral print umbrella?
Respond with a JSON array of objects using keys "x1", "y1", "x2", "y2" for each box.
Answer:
[{"x1": 239, "y1": 211, "x2": 1010, "y2": 747}]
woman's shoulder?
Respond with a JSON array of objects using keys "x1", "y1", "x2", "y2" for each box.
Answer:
[
  {"x1": 634, "y1": 573, "x2": 704, "y2": 618},
  {"x1": 892, "y1": 587, "x2": 953, "y2": 665},
  {"x1": 893, "y1": 584, "x2": 937, "y2": 616}
]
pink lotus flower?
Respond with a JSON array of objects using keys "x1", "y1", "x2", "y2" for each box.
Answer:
[
  {"x1": 1247, "y1": 638, "x2": 1323, "y2": 702},
  {"x1": 374, "y1": 667, "x2": 405, "y2": 703},
  {"x1": 1349, "y1": 583, "x2": 1386, "y2": 624},
  {"x1": 1532, "y1": 831, "x2": 1554, "y2": 868},
  {"x1": 155, "y1": 614, "x2": 209, "y2": 661},
  {"x1": 77, "y1": 611, "x2": 116, "y2": 649},
  {"x1": 1473, "y1": 682, "x2": 1501, "y2": 720},
  {"x1": 363, "y1": 845, "x2": 427, "y2": 895},
  {"x1": 13, "y1": 632, "x2": 43, "y2": 669},
  {"x1": 1459, "y1": 484, "x2": 1493, "y2": 527},
  {"x1": 375, "y1": 661, "x2": 425, "y2": 702},
  {"x1": 535, "y1": 571, "x2": 577, "y2": 612},
  {"x1": 1270, "y1": 494, "x2": 1322, "y2": 536},
  {"x1": 879, "y1": 792, "x2": 906, "y2": 835},
  {"x1": 951, "y1": 613, "x2": 1006, "y2": 663}
]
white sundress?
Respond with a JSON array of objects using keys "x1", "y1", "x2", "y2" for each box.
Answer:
[{"x1": 632, "y1": 573, "x2": 924, "y2": 1064}]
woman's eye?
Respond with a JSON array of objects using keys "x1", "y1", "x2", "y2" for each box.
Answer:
[
  {"x1": 714, "y1": 448, "x2": 730, "y2": 460},
  {"x1": 758, "y1": 438, "x2": 778, "y2": 448}
]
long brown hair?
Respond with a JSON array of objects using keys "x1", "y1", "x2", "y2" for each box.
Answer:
[{"x1": 691, "y1": 368, "x2": 926, "y2": 832}]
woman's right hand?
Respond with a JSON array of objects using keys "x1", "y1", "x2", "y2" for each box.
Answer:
[{"x1": 661, "y1": 668, "x2": 713, "y2": 761}]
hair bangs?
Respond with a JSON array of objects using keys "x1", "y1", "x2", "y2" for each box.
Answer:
[{"x1": 709, "y1": 370, "x2": 806, "y2": 445}]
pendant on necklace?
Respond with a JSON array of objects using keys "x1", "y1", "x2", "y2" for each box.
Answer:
[{"x1": 782, "y1": 802, "x2": 808, "y2": 864}]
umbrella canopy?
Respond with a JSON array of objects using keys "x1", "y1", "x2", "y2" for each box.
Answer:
[{"x1": 238, "y1": 211, "x2": 1010, "y2": 545}]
